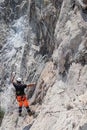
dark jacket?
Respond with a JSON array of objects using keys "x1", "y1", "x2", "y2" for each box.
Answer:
[{"x1": 13, "y1": 82, "x2": 27, "y2": 96}]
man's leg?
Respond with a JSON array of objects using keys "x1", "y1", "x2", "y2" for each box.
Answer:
[
  {"x1": 23, "y1": 96, "x2": 32, "y2": 116},
  {"x1": 18, "y1": 106, "x2": 22, "y2": 116},
  {"x1": 17, "y1": 96, "x2": 23, "y2": 116}
]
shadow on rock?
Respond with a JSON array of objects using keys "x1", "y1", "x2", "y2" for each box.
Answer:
[
  {"x1": 23, "y1": 121, "x2": 34, "y2": 130},
  {"x1": 80, "y1": 8, "x2": 87, "y2": 22},
  {"x1": 79, "y1": 123, "x2": 87, "y2": 130}
]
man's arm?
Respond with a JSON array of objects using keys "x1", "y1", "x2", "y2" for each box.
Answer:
[
  {"x1": 27, "y1": 83, "x2": 36, "y2": 87},
  {"x1": 10, "y1": 72, "x2": 15, "y2": 83}
]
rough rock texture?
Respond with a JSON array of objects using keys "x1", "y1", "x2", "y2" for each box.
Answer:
[
  {"x1": 55, "y1": 0, "x2": 87, "y2": 74},
  {"x1": 29, "y1": 0, "x2": 57, "y2": 56},
  {"x1": 0, "y1": 0, "x2": 62, "y2": 129},
  {"x1": 30, "y1": 61, "x2": 56, "y2": 105},
  {"x1": 0, "y1": 0, "x2": 28, "y2": 22},
  {"x1": 29, "y1": 0, "x2": 87, "y2": 130},
  {"x1": 1, "y1": 0, "x2": 87, "y2": 130}
]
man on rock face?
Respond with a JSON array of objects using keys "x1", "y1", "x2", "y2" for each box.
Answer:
[{"x1": 11, "y1": 73, "x2": 36, "y2": 116}]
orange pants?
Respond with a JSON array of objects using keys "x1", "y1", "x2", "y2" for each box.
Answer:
[{"x1": 16, "y1": 95, "x2": 29, "y2": 107}]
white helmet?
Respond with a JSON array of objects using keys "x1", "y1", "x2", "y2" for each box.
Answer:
[{"x1": 16, "y1": 77, "x2": 22, "y2": 82}]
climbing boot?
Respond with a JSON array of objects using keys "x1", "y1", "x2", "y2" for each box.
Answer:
[
  {"x1": 28, "y1": 111, "x2": 32, "y2": 116},
  {"x1": 19, "y1": 113, "x2": 22, "y2": 117}
]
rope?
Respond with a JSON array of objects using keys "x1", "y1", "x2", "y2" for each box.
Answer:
[
  {"x1": 46, "y1": 108, "x2": 87, "y2": 114},
  {"x1": 6, "y1": 106, "x2": 28, "y2": 113},
  {"x1": 7, "y1": 105, "x2": 87, "y2": 115}
]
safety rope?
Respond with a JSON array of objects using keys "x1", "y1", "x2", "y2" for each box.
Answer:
[
  {"x1": 7, "y1": 105, "x2": 87, "y2": 114},
  {"x1": 46, "y1": 108, "x2": 87, "y2": 114},
  {"x1": 6, "y1": 106, "x2": 28, "y2": 112}
]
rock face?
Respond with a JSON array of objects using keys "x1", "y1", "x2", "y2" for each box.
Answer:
[
  {"x1": 55, "y1": 0, "x2": 87, "y2": 74},
  {"x1": 0, "y1": 0, "x2": 28, "y2": 22},
  {"x1": 29, "y1": 0, "x2": 87, "y2": 129},
  {"x1": 0, "y1": 0, "x2": 87, "y2": 130},
  {"x1": 0, "y1": 0, "x2": 62, "y2": 129}
]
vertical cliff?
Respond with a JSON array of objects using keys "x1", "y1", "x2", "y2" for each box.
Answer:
[
  {"x1": 0, "y1": 0, "x2": 62, "y2": 129},
  {"x1": 29, "y1": 0, "x2": 87, "y2": 130},
  {"x1": 0, "y1": 0, "x2": 87, "y2": 130}
]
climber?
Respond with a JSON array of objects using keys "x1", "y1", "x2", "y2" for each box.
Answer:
[{"x1": 10, "y1": 73, "x2": 36, "y2": 117}]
